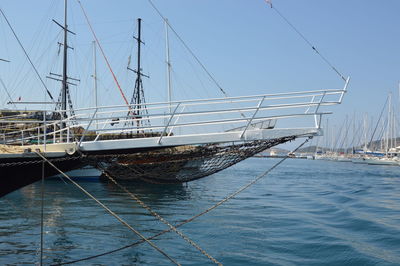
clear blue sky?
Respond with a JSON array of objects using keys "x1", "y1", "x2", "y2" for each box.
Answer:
[{"x1": 1, "y1": 0, "x2": 400, "y2": 135}]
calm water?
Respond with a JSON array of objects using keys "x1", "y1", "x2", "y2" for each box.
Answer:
[{"x1": 1, "y1": 158, "x2": 400, "y2": 265}]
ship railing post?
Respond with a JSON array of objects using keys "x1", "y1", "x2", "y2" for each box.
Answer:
[
  {"x1": 78, "y1": 108, "x2": 98, "y2": 147},
  {"x1": 67, "y1": 123, "x2": 70, "y2": 143},
  {"x1": 59, "y1": 112, "x2": 62, "y2": 143},
  {"x1": 240, "y1": 96, "x2": 265, "y2": 139},
  {"x1": 168, "y1": 105, "x2": 185, "y2": 136},
  {"x1": 43, "y1": 111, "x2": 47, "y2": 152},
  {"x1": 314, "y1": 92, "x2": 326, "y2": 129},
  {"x1": 94, "y1": 111, "x2": 114, "y2": 142},
  {"x1": 305, "y1": 96, "x2": 316, "y2": 114},
  {"x1": 59, "y1": 119, "x2": 62, "y2": 143},
  {"x1": 21, "y1": 130, "x2": 24, "y2": 146},
  {"x1": 338, "y1": 76, "x2": 350, "y2": 103},
  {"x1": 53, "y1": 123, "x2": 56, "y2": 144},
  {"x1": 318, "y1": 114, "x2": 323, "y2": 130},
  {"x1": 158, "y1": 103, "x2": 181, "y2": 144}
]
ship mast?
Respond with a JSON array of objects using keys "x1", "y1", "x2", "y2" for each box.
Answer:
[
  {"x1": 92, "y1": 40, "x2": 98, "y2": 130},
  {"x1": 61, "y1": 0, "x2": 68, "y2": 118},
  {"x1": 135, "y1": 18, "x2": 143, "y2": 121},
  {"x1": 165, "y1": 19, "x2": 172, "y2": 114},
  {"x1": 127, "y1": 18, "x2": 150, "y2": 133},
  {"x1": 50, "y1": 0, "x2": 77, "y2": 124}
]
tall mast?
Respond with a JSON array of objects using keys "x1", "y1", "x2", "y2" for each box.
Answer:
[
  {"x1": 363, "y1": 113, "x2": 368, "y2": 151},
  {"x1": 387, "y1": 92, "x2": 392, "y2": 154},
  {"x1": 135, "y1": 18, "x2": 142, "y2": 117},
  {"x1": 325, "y1": 118, "x2": 329, "y2": 153},
  {"x1": 165, "y1": 19, "x2": 172, "y2": 114},
  {"x1": 133, "y1": 18, "x2": 143, "y2": 134},
  {"x1": 128, "y1": 18, "x2": 150, "y2": 133},
  {"x1": 397, "y1": 82, "x2": 400, "y2": 149},
  {"x1": 92, "y1": 40, "x2": 98, "y2": 130},
  {"x1": 61, "y1": 0, "x2": 68, "y2": 119}
]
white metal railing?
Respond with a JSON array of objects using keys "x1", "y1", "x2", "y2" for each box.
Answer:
[{"x1": 0, "y1": 83, "x2": 348, "y2": 147}]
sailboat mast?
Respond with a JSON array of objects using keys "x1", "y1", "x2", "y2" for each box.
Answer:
[
  {"x1": 135, "y1": 18, "x2": 142, "y2": 116},
  {"x1": 61, "y1": 0, "x2": 68, "y2": 119},
  {"x1": 363, "y1": 113, "x2": 368, "y2": 151},
  {"x1": 165, "y1": 19, "x2": 172, "y2": 114},
  {"x1": 397, "y1": 82, "x2": 400, "y2": 149},
  {"x1": 387, "y1": 92, "x2": 392, "y2": 154},
  {"x1": 92, "y1": 40, "x2": 98, "y2": 130}
]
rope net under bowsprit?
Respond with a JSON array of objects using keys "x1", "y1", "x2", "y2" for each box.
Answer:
[{"x1": 92, "y1": 136, "x2": 296, "y2": 183}]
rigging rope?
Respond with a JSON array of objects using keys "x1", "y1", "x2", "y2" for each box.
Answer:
[
  {"x1": 146, "y1": 0, "x2": 250, "y2": 121},
  {"x1": 34, "y1": 151, "x2": 180, "y2": 266},
  {"x1": 146, "y1": 0, "x2": 229, "y2": 98},
  {"x1": 0, "y1": 76, "x2": 17, "y2": 109},
  {"x1": 56, "y1": 136, "x2": 311, "y2": 265},
  {"x1": 0, "y1": 8, "x2": 56, "y2": 102},
  {"x1": 76, "y1": 0, "x2": 131, "y2": 108},
  {"x1": 98, "y1": 166, "x2": 222, "y2": 265},
  {"x1": 263, "y1": 1, "x2": 347, "y2": 82}
]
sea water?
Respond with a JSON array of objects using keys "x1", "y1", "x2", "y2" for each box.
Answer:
[{"x1": 1, "y1": 158, "x2": 400, "y2": 265}]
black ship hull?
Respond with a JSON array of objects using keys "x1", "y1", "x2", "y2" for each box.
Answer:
[
  {"x1": 0, "y1": 156, "x2": 83, "y2": 197},
  {"x1": 1, "y1": 136, "x2": 296, "y2": 197}
]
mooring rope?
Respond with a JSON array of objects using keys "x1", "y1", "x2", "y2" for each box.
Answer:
[
  {"x1": 263, "y1": 1, "x2": 346, "y2": 82},
  {"x1": 57, "y1": 137, "x2": 311, "y2": 265},
  {"x1": 99, "y1": 167, "x2": 222, "y2": 265},
  {"x1": 34, "y1": 151, "x2": 180, "y2": 266}
]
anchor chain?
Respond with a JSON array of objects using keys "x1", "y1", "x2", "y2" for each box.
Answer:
[{"x1": 99, "y1": 167, "x2": 222, "y2": 265}]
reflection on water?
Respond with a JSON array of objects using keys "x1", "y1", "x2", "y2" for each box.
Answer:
[
  {"x1": 100, "y1": 179, "x2": 191, "y2": 202},
  {"x1": 1, "y1": 158, "x2": 400, "y2": 265}
]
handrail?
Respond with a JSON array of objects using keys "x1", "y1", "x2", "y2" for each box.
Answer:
[
  {"x1": 57, "y1": 88, "x2": 345, "y2": 113},
  {"x1": 0, "y1": 87, "x2": 346, "y2": 146},
  {"x1": 68, "y1": 112, "x2": 332, "y2": 138},
  {"x1": 30, "y1": 98, "x2": 341, "y2": 126},
  {"x1": 0, "y1": 89, "x2": 343, "y2": 125}
]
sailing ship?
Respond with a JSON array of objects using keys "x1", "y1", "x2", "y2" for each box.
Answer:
[{"x1": 0, "y1": 1, "x2": 349, "y2": 197}]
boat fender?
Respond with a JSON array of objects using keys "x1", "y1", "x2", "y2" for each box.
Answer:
[{"x1": 66, "y1": 146, "x2": 76, "y2": 155}]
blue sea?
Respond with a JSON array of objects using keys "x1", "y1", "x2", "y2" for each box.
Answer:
[{"x1": 1, "y1": 158, "x2": 400, "y2": 265}]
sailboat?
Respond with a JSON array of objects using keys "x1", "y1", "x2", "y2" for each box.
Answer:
[
  {"x1": 358, "y1": 93, "x2": 399, "y2": 166},
  {"x1": 0, "y1": 1, "x2": 349, "y2": 196}
]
